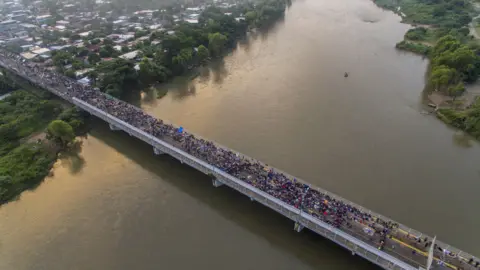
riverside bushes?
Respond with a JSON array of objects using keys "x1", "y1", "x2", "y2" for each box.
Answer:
[
  {"x1": 0, "y1": 89, "x2": 86, "y2": 204},
  {"x1": 395, "y1": 40, "x2": 431, "y2": 55}
]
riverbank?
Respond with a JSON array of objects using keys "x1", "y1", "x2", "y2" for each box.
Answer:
[
  {"x1": 372, "y1": 0, "x2": 480, "y2": 139},
  {"x1": 84, "y1": 0, "x2": 289, "y2": 101},
  {"x1": 0, "y1": 86, "x2": 88, "y2": 204}
]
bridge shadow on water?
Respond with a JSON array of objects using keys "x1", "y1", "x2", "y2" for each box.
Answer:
[{"x1": 88, "y1": 119, "x2": 378, "y2": 270}]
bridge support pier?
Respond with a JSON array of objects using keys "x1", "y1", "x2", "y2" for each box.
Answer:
[
  {"x1": 294, "y1": 222, "x2": 304, "y2": 233},
  {"x1": 212, "y1": 178, "x2": 224, "y2": 187},
  {"x1": 153, "y1": 147, "x2": 164, "y2": 155},
  {"x1": 109, "y1": 123, "x2": 120, "y2": 131}
]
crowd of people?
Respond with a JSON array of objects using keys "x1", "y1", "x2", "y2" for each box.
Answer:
[{"x1": 0, "y1": 49, "x2": 478, "y2": 270}]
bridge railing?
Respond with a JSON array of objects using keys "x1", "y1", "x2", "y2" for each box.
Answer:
[
  {"x1": 72, "y1": 97, "x2": 416, "y2": 270},
  {"x1": 4, "y1": 54, "x2": 477, "y2": 267},
  {"x1": 2, "y1": 57, "x2": 476, "y2": 267},
  {"x1": 1, "y1": 58, "x2": 474, "y2": 261}
]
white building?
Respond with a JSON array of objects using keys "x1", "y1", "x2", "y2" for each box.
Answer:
[
  {"x1": 20, "y1": 51, "x2": 37, "y2": 60},
  {"x1": 119, "y1": 50, "x2": 139, "y2": 60},
  {"x1": 31, "y1": 47, "x2": 50, "y2": 55},
  {"x1": 113, "y1": 20, "x2": 126, "y2": 26},
  {"x1": 149, "y1": 24, "x2": 163, "y2": 30},
  {"x1": 78, "y1": 31, "x2": 92, "y2": 37},
  {"x1": 75, "y1": 68, "x2": 94, "y2": 78},
  {"x1": 185, "y1": 19, "x2": 198, "y2": 24},
  {"x1": 77, "y1": 77, "x2": 91, "y2": 85},
  {"x1": 36, "y1": 14, "x2": 52, "y2": 23},
  {"x1": 56, "y1": 20, "x2": 69, "y2": 25}
]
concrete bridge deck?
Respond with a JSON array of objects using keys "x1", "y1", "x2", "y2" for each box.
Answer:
[{"x1": 0, "y1": 51, "x2": 478, "y2": 270}]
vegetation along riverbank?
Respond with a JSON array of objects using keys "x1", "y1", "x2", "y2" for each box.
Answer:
[
  {"x1": 373, "y1": 0, "x2": 480, "y2": 138},
  {"x1": 40, "y1": 0, "x2": 289, "y2": 100},
  {"x1": 0, "y1": 73, "x2": 88, "y2": 204},
  {"x1": 0, "y1": 0, "x2": 288, "y2": 203}
]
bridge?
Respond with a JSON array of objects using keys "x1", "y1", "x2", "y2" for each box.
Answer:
[{"x1": 0, "y1": 51, "x2": 477, "y2": 270}]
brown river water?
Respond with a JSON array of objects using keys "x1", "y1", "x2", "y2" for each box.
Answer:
[{"x1": 1, "y1": 0, "x2": 480, "y2": 269}]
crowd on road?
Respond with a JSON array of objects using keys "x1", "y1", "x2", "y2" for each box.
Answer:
[{"x1": 0, "y1": 50, "x2": 478, "y2": 270}]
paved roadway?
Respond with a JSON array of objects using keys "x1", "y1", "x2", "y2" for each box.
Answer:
[{"x1": 0, "y1": 53, "x2": 478, "y2": 270}]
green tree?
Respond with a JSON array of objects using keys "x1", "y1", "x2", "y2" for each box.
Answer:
[
  {"x1": 197, "y1": 45, "x2": 209, "y2": 62},
  {"x1": 172, "y1": 48, "x2": 193, "y2": 72},
  {"x1": 141, "y1": 45, "x2": 155, "y2": 58},
  {"x1": 52, "y1": 51, "x2": 73, "y2": 67},
  {"x1": 65, "y1": 69, "x2": 76, "y2": 78},
  {"x1": 47, "y1": 120, "x2": 75, "y2": 146},
  {"x1": 99, "y1": 48, "x2": 111, "y2": 58},
  {"x1": 447, "y1": 82, "x2": 465, "y2": 99},
  {"x1": 72, "y1": 59, "x2": 85, "y2": 70},
  {"x1": 88, "y1": 52, "x2": 101, "y2": 64},
  {"x1": 70, "y1": 34, "x2": 81, "y2": 41},
  {"x1": 208, "y1": 32, "x2": 227, "y2": 57},
  {"x1": 87, "y1": 70, "x2": 98, "y2": 84},
  {"x1": 130, "y1": 15, "x2": 139, "y2": 22},
  {"x1": 432, "y1": 35, "x2": 461, "y2": 57},
  {"x1": 135, "y1": 30, "x2": 148, "y2": 38},
  {"x1": 77, "y1": 47, "x2": 89, "y2": 57},
  {"x1": 429, "y1": 65, "x2": 458, "y2": 90},
  {"x1": 0, "y1": 73, "x2": 17, "y2": 95},
  {"x1": 96, "y1": 58, "x2": 139, "y2": 98},
  {"x1": 103, "y1": 38, "x2": 114, "y2": 46},
  {"x1": 434, "y1": 45, "x2": 476, "y2": 73},
  {"x1": 162, "y1": 34, "x2": 182, "y2": 56},
  {"x1": 57, "y1": 107, "x2": 85, "y2": 132},
  {"x1": 245, "y1": 11, "x2": 257, "y2": 25},
  {"x1": 138, "y1": 57, "x2": 170, "y2": 84},
  {"x1": 121, "y1": 46, "x2": 129, "y2": 53},
  {"x1": 90, "y1": 38, "x2": 101, "y2": 45}
]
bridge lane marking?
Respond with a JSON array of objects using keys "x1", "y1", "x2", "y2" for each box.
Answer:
[{"x1": 390, "y1": 237, "x2": 457, "y2": 270}]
